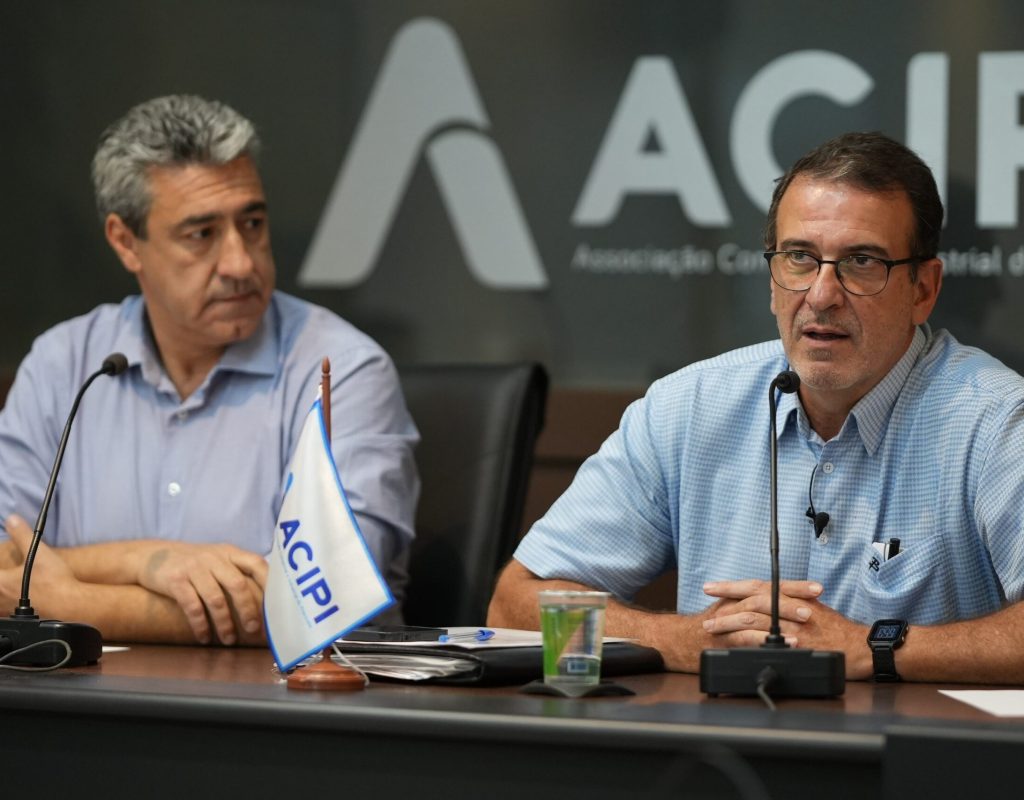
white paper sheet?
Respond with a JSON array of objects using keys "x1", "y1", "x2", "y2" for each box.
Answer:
[
  {"x1": 337, "y1": 627, "x2": 630, "y2": 649},
  {"x1": 940, "y1": 689, "x2": 1024, "y2": 717}
]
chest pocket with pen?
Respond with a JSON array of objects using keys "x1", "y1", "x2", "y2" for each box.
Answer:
[
  {"x1": 852, "y1": 538, "x2": 944, "y2": 622},
  {"x1": 868, "y1": 538, "x2": 901, "y2": 570}
]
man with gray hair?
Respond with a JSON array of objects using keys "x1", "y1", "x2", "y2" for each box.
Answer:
[{"x1": 0, "y1": 95, "x2": 419, "y2": 645}]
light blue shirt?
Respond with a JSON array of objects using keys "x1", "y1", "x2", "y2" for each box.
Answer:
[
  {"x1": 0, "y1": 291, "x2": 419, "y2": 606},
  {"x1": 515, "y1": 325, "x2": 1024, "y2": 626}
]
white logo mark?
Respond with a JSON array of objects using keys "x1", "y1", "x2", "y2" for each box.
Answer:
[{"x1": 299, "y1": 18, "x2": 547, "y2": 290}]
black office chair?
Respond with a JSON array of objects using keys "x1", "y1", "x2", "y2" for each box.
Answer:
[{"x1": 398, "y1": 363, "x2": 548, "y2": 626}]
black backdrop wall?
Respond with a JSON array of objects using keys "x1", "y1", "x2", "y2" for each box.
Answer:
[{"x1": 3, "y1": 0, "x2": 1023, "y2": 388}]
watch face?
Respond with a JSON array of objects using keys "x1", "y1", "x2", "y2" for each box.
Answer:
[{"x1": 870, "y1": 619, "x2": 907, "y2": 643}]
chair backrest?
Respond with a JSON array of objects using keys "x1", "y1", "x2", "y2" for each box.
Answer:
[{"x1": 398, "y1": 362, "x2": 548, "y2": 626}]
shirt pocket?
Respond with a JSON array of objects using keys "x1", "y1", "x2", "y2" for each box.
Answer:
[{"x1": 851, "y1": 540, "x2": 944, "y2": 623}]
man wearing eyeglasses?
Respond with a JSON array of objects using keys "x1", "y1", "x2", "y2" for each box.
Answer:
[{"x1": 490, "y1": 131, "x2": 1024, "y2": 684}]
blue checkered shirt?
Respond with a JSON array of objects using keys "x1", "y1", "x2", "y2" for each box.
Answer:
[{"x1": 515, "y1": 325, "x2": 1024, "y2": 625}]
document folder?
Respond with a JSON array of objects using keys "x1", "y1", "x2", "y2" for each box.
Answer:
[{"x1": 333, "y1": 641, "x2": 665, "y2": 686}]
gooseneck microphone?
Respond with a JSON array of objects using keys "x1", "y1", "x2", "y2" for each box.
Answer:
[
  {"x1": 766, "y1": 370, "x2": 800, "y2": 646},
  {"x1": 700, "y1": 369, "x2": 845, "y2": 705},
  {"x1": 0, "y1": 353, "x2": 128, "y2": 668}
]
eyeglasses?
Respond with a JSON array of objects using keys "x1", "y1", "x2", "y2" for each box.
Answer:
[{"x1": 763, "y1": 250, "x2": 923, "y2": 297}]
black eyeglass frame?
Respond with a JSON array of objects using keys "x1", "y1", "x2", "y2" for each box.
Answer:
[{"x1": 763, "y1": 250, "x2": 927, "y2": 297}]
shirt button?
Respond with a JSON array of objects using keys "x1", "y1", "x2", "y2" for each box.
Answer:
[
  {"x1": 821, "y1": 462, "x2": 835, "y2": 474},
  {"x1": 167, "y1": 482, "x2": 182, "y2": 497},
  {"x1": 176, "y1": 411, "x2": 188, "y2": 422},
  {"x1": 819, "y1": 532, "x2": 829, "y2": 545}
]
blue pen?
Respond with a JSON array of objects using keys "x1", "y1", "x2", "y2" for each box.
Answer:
[{"x1": 439, "y1": 629, "x2": 494, "y2": 643}]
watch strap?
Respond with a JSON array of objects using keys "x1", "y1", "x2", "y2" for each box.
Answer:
[{"x1": 871, "y1": 644, "x2": 901, "y2": 682}]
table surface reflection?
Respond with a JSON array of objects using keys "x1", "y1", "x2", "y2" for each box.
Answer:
[{"x1": 2, "y1": 644, "x2": 1022, "y2": 798}]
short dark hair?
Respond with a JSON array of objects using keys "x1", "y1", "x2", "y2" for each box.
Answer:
[
  {"x1": 763, "y1": 132, "x2": 944, "y2": 266},
  {"x1": 92, "y1": 94, "x2": 260, "y2": 237}
]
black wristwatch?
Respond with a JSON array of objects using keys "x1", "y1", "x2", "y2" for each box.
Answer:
[{"x1": 867, "y1": 619, "x2": 909, "y2": 682}]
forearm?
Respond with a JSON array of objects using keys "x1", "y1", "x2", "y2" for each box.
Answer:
[
  {"x1": 37, "y1": 579, "x2": 264, "y2": 646},
  {"x1": 896, "y1": 603, "x2": 1024, "y2": 684},
  {"x1": 488, "y1": 560, "x2": 710, "y2": 672},
  {"x1": 35, "y1": 578, "x2": 196, "y2": 643},
  {"x1": 58, "y1": 540, "x2": 163, "y2": 585},
  {"x1": 43, "y1": 535, "x2": 268, "y2": 646}
]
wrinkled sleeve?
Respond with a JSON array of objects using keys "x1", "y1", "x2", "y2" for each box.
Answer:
[
  {"x1": 285, "y1": 342, "x2": 419, "y2": 609},
  {"x1": 0, "y1": 334, "x2": 66, "y2": 541},
  {"x1": 974, "y1": 401, "x2": 1024, "y2": 604},
  {"x1": 513, "y1": 383, "x2": 677, "y2": 602}
]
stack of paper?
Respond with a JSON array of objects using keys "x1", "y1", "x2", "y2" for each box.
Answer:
[
  {"x1": 283, "y1": 628, "x2": 639, "y2": 684},
  {"x1": 329, "y1": 627, "x2": 546, "y2": 681}
]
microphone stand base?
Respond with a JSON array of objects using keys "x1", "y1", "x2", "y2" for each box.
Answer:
[
  {"x1": 0, "y1": 617, "x2": 103, "y2": 667},
  {"x1": 700, "y1": 646, "x2": 845, "y2": 698}
]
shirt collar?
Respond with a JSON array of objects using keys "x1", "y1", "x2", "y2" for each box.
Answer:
[
  {"x1": 848, "y1": 324, "x2": 929, "y2": 455},
  {"x1": 109, "y1": 294, "x2": 280, "y2": 389},
  {"x1": 109, "y1": 296, "x2": 156, "y2": 382},
  {"x1": 213, "y1": 300, "x2": 279, "y2": 378},
  {"x1": 774, "y1": 324, "x2": 930, "y2": 455}
]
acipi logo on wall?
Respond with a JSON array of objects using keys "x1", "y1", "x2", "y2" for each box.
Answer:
[{"x1": 299, "y1": 18, "x2": 1024, "y2": 291}]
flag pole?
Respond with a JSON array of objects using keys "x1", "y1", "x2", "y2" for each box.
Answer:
[
  {"x1": 286, "y1": 357, "x2": 366, "y2": 691},
  {"x1": 321, "y1": 357, "x2": 331, "y2": 441}
]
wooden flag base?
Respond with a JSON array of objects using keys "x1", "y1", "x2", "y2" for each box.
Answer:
[{"x1": 286, "y1": 647, "x2": 366, "y2": 691}]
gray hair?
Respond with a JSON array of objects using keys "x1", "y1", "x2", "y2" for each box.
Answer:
[{"x1": 92, "y1": 94, "x2": 261, "y2": 237}]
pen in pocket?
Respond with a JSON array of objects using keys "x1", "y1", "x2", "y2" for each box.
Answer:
[{"x1": 870, "y1": 538, "x2": 903, "y2": 565}]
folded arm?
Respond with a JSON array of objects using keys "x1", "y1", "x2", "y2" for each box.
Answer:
[{"x1": 1, "y1": 515, "x2": 266, "y2": 645}]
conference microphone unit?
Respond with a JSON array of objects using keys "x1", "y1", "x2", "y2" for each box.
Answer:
[
  {"x1": 700, "y1": 370, "x2": 845, "y2": 702},
  {"x1": 0, "y1": 353, "x2": 128, "y2": 668}
]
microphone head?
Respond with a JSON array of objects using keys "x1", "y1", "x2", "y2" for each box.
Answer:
[
  {"x1": 101, "y1": 353, "x2": 129, "y2": 376},
  {"x1": 773, "y1": 370, "x2": 800, "y2": 394}
]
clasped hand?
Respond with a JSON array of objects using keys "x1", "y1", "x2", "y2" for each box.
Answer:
[
  {"x1": 140, "y1": 542, "x2": 268, "y2": 645},
  {"x1": 700, "y1": 579, "x2": 871, "y2": 679},
  {"x1": 700, "y1": 578, "x2": 821, "y2": 645}
]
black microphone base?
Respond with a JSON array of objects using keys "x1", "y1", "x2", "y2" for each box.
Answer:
[
  {"x1": 700, "y1": 646, "x2": 845, "y2": 698},
  {"x1": 0, "y1": 617, "x2": 103, "y2": 667}
]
